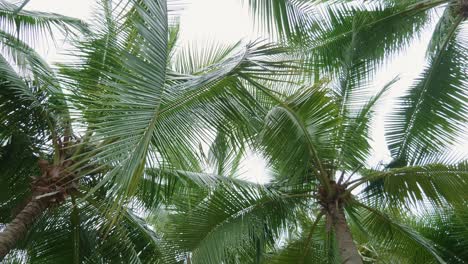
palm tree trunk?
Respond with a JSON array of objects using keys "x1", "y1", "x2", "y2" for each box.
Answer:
[
  {"x1": 0, "y1": 198, "x2": 50, "y2": 260},
  {"x1": 330, "y1": 204, "x2": 362, "y2": 264}
]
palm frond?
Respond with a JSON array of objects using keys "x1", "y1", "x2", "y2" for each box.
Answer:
[
  {"x1": 136, "y1": 166, "x2": 260, "y2": 210},
  {"x1": 164, "y1": 181, "x2": 307, "y2": 264},
  {"x1": 386, "y1": 10, "x2": 467, "y2": 165},
  {"x1": 300, "y1": 1, "x2": 435, "y2": 76},
  {"x1": 243, "y1": 0, "x2": 316, "y2": 41},
  {"x1": 352, "y1": 201, "x2": 445, "y2": 263},
  {"x1": 0, "y1": 54, "x2": 59, "y2": 143},
  {"x1": 264, "y1": 212, "x2": 331, "y2": 264},
  {"x1": 0, "y1": 134, "x2": 39, "y2": 224},
  {"x1": 337, "y1": 77, "x2": 398, "y2": 171},
  {"x1": 205, "y1": 130, "x2": 246, "y2": 177},
  {"x1": 259, "y1": 82, "x2": 339, "y2": 185},
  {"x1": 0, "y1": 29, "x2": 68, "y2": 113},
  {"x1": 356, "y1": 161, "x2": 468, "y2": 210},
  {"x1": 71, "y1": 35, "x2": 294, "y2": 209},
  {"x1": 6, "y1": 194, "x2": 173, "y2": 263},
  {"x1": 415, "y1": 205, "x2": 468, "y2": 263},
  {"x1": 0, "y1": 0, "x2": 88, "y2": 45},
  {"x1": 70, "y1": 0, "x2": 169, "y2": 204},
  {"x1": 170, "y1": 40, "x2": 241, "y2": 75}
]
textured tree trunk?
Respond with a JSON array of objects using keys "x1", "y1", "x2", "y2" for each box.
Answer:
[
  {"x1": 0, "y1": 198, "x2": 50, "y2": 260},
  {"x1": 330, "y1": 205, "x2": 362, "y2": 264}
]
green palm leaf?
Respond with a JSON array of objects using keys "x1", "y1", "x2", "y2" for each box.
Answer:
[
  {"x1": 164, "y1": 181, "x2": 308, "y2": 264},
  {"x1": 72, "y1": 0, "x2": 169, "y2": 203},
  {"x1": 415, "y1": 206, "x2": 468, "y2": 263},
  {"x1": 264, "y1": 212, "x2": 331, "y2": 264},
  {"x1": 356, "y1": 161, "x2": 468, "y2": 209},
  {"x1": 291, "y1": 1, "x2": 435, "y2": 77},
  {"x1": 259, "y1": 82, "x2": 339, "y2": 185},
  {"x1": 0, "y1": 0, "x2": 88, "y2": 40},
  {"x1": 386, "y1": 8, "x2": 467, "y2": 165},
  {"x1": 243, "y1": 0, "x2": 315, "y2": 40},
  {"x1": 352, "y1": 201, "x2": 445, "y2": 263},
  {"x1": 7, "y1": 197, "x2": 171, "y2": 263}
]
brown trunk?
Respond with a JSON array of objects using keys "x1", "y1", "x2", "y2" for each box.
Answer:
[
  {"x1": 0, "y1": 198, "x2": 50, "y2": 260},
  {"x1": 330, "y1": 204, "x2": 362, "y2": 264},
  {"x1": 0, "y1": 153, "x2": 77, "y2": 260}
]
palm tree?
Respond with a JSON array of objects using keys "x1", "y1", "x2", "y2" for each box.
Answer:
[
  {"x1": 0, "y1": 0, "x2": 293, "y2": 260},
  {"x1": 158, "y1": 74, "x2": 467, "y2": 263},
  {"x1": 0, "y1": 0, "x2": 88, "y2": 259},
  {"x1": 153, "y1": 1, "x2": 468, "y2": 262}
]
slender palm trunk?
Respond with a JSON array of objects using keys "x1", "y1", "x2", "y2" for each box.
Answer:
[
  {"x1": 0, "y1": 158, "x2": 76, "y2": 260},
  {"x1": 330, "y1": 204, "x2": 362, "y2": 264},
  {"x1": 0, "y1": 198, "x2": 50, "y2": 260}
]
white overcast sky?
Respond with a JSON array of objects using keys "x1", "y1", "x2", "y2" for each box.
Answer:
[{"x1": 17, "y1": 0, "x2": 467, "y2": 183}]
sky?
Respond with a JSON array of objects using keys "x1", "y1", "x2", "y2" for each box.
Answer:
[{"x1": 16, "y1": 0, "x2": 466, "y2": 183}]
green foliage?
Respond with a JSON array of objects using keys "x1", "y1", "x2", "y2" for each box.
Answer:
[
  {"x1": 415, "y1": 205, "x2": 468, "y2": 263},
  {"x1": 3, "y1": 197, "x2": 171, "y2": 264},
  {"x1": 1, "y1": 0, "x2": 467, "y2": 263},
  {"x1": 0, "y1": 134, "x2": 39, "y2": 224},
  {"x1": 387, "y1": 11, "x2": 467, "y2": 165},
  {"x1": 360, "y1": 162, "x2": 468, "y2": 210},
  {"x1": 0, "y1": 0, "x2": 88, "y2": 43},
  {"x1": 164, "y1": 181, "x2": 307, "y2": 263}
]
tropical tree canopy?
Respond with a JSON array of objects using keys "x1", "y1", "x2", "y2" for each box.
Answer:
[{"x1": 0, "y1": 0, "x2": 467, "y2": 263}]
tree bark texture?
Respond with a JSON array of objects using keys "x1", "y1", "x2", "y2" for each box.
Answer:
[
  {"x1": 0, "y1": 198, "x2": 49, "y2": 260},
  {"x1": 331, "y1": 205, "x2": 363, "y2": 264}
]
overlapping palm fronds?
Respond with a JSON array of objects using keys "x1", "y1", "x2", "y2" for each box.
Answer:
[{"x1": 0, "y1": 0, "x2": 467, "y2": 262}]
